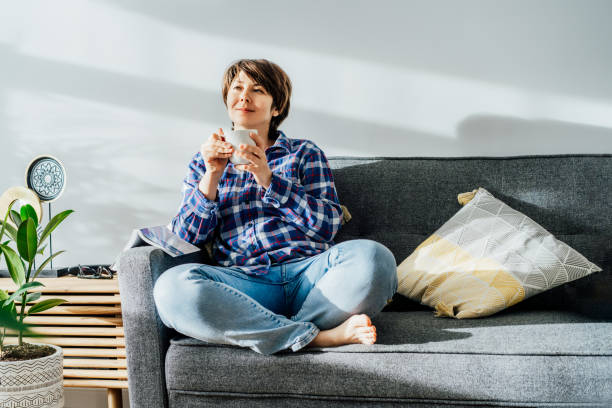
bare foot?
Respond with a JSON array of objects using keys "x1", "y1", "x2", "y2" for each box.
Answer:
[{"x1": 306, "y1": 314, "x2": 377, "y2": 348}]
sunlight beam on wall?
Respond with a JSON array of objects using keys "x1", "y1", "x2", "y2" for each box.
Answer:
[{"x1": 2, "y1": 0, "x2": 611, "y2": 140}]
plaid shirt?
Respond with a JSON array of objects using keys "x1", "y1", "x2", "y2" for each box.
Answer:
[{"x1": 170, "y1": 130, "x2": 343, "y2": 275}]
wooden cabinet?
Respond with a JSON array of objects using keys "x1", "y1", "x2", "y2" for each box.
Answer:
[{"x1": 1, "y1": 276, "x2": 126, "y2": 408}]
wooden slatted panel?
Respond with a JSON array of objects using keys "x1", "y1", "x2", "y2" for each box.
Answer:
[
  {"x1": 64, "y1": 369, "x2": 128, "y2": 379},
  {"x1": 63, "y1": 379, "x2": 128, "y2": 389},
  {"x1": 12, "y1": 278, "x2": 121, "y2": 293},
  {"x1": 26, "y1": 326, "x2": 124, "y2": 336},
  {"x1": 17, "y1": 294, "x2": 122, "y2": 304},
  {"x1": 25, "y1": 315, "x2": 123, "y2": 326},
  {"x1": 62, "y1": 348, "x2": 126, "y2": 358},
  {"x1": 26, "y1": 305, "x2": 123, "y2": 315},
  {"x1": 0, "y1": 277, "x2": 127, "y2": 390},
  {"x1": 63, "y1": 359, "x2": 127, "y2": 369},
  {"x1": 6, "y1": 336, "x2": 125, "y2": 347}
]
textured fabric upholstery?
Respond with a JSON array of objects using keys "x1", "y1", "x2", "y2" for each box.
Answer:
[
  {"x1": 118, "y1": 154, "x2": 612, "y2": 407},
  {"x1": 166, "y1": 311, "x2": 612, "y2": 406},
  {"x1": 170, "y1": 309, "x2": 611, "y2": 355},
  {"x1": 330, "y1": 156, "x2": 610, "y2": 259},
  {"x1": 330, "y1": 155, "x2": 612, "y2": 318},
  {"x1": 118, "y1": 246, "x2": 210, "y2": 408}
]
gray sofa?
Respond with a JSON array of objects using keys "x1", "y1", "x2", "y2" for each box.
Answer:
[{"x1": 118, "y1": 154, "x2": 612, "y2": 407}]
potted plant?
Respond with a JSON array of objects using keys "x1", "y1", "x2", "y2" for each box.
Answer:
[{"x1": 0, "y1": 199, "x2": 73, "y2": 408}]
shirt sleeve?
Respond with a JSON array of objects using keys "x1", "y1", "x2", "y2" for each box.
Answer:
[
  {"x1": 169, "y1": 153, "x2": 220, "y2": 245},
  {"x1": 261, "y1": 146, "x2": 342, "y2": 242}
]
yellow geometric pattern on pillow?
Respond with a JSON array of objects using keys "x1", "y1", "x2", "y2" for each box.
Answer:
[{"x1": 397, "y1": 234, "x2": 525, "y2": 319}]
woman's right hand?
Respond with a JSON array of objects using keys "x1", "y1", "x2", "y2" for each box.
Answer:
[{"x1": 200, "y1": 128, "x2": 234, "y2": 175}]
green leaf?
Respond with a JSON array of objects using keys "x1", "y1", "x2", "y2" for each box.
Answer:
[
  {"x1": 2, "y1": 281, "x2": 44, "y2": 307},
  {"x1": 0, "y1": 307, "x2": 26, "y2": 332},
  {"x1": 37, "y1": 210, "x2": 74, "y2": 251},
  {"x1": 0, "y1": 220, "x2": 18, "y2": 241},
  {"x1": 17, "y1": 218, "x2": 37, "y2": 263},
  {"x1": 10, "y1": 210, "x2": 22, "y2": 229},
  {"x1": 0, "y1": 243, "x2": 25, "y2": 285},
  {"x1": 36, "y1": 243, "x2": 48, "y2": 255},
  {"x1": 0, "y1": 290, "x2": 15, "y2": 318},
  {"x1": 1, "y1": 200, "x2": 18, "y2": 241},
  {"x1": 27, "y1": 298, "x2": 66, "y2": 315},
  {"x1": 32, "y1": 250, "x2": 65, "y2": 281},
  {"x1": 20, "y1": 204, "x2": 38, "y2": 228},
  {"x1": 26, "y1": 292, "x2": 41, "y2": 303},
  {"x1": 0, "y1": 289, "x2": 9, "y2": 306},
  {"x1": 4, "y1": 302, "x2": 17, "y2": 319}
]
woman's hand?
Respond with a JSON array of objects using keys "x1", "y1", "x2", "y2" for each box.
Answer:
[
  {"x1": 200, "y1": 128, "x2": 233, "y2": 176},
  {"x1": 234, "y1": 132, "x2": 273, "y2": 189}
]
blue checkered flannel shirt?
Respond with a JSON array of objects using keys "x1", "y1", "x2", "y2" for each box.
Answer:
[{"x1": 170, "y1": 131, "x2": 343, "y2": 275}]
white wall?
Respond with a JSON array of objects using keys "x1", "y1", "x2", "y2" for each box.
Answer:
[
  {"x1": 1, "y1": 1, "x2": 611, "y2": 404},
  {"x1": 2, "y1": 0, "x2": 612, "y2": 268}
]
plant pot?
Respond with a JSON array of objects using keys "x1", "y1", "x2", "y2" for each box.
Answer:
[{"x1": 0, "y1": 343, "x2": 64, "y2": 408}]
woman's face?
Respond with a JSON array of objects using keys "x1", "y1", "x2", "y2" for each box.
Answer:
[{"x1": 227, "y1": 70, "x2": 279, "y2": 131}]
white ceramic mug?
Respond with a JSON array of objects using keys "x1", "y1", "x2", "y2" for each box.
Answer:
[{"x1": 226, "y1": 129, "x2": 257, "y2": 165}]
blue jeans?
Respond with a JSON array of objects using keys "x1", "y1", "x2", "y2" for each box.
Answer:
[{"x1": 153, "y1": 239, "x2": 397, "y2": 355}]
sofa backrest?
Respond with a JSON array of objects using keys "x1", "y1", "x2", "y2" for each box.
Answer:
[{"x1": 328, "y1": 154, "x2": 611, "y2": 315}]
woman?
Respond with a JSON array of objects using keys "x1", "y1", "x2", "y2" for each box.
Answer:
[{"x1": 154, "y1": 59, "x2": 397, "y2": 355}]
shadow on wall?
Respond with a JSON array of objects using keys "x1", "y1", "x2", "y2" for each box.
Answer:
[
  {"x1": 1, "y1": 34, "x2": 612, "y2": 262},
  {"x1": 0, "y1": 44, "x2": 227, "y2": 125},
  {"x1": 456, "y1": 114, "x2": 612, "y2": 156},
  {"x1": 104, "y1": 0, "x2": 612, "y2": 101},
  {"x1": 293, "y1": 109, "x2": 612, "y2": 156},
  {"x1": 1, "y1": 42, "x2": 611, "y2": 160},
  {"x1": 0, "y1": 43, "x2": 227, "y2": 262},
  {"x1": 101, "y1": 0, "x2": 612, "y2": 157}
]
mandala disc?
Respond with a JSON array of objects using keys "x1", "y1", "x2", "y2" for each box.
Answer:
[{"x1": 25, "y1": 155, "x2": 66, "y2": 203}]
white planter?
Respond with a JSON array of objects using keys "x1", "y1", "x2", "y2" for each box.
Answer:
[{"x1": 0, "y1": 343, "x2": 64, "y2": 408}]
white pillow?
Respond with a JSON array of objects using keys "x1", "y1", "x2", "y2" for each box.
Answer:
[{"x1": 397, "y1": 188, "x2": 602, "y2": 318}]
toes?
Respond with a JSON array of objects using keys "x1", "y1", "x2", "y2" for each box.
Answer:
[
  {"x1": 352, "y1": 314, "x2": 372, "y2": 327},
  {"x1": 360, "y1": 331, "x2": 377, "y2": 345},
  {"x1": 357, "y1": 326, "x2": 376, "y2": 335},
  {"x1": 356, "y1": 326, "x2": 377, "y2": 345}
]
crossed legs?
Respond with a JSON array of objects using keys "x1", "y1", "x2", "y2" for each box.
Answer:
[{"x1": 153, "y1": 239, "x2": 397, "y2": 354}]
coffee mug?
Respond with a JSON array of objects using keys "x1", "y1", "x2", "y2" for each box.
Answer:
[{"x1": 226, "y1": 129, "x2": 257, "y2": 165}]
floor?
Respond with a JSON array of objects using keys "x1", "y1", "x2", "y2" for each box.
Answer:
[{"x1": 64, "y1": 388, "x2": 130, "y2": 408}]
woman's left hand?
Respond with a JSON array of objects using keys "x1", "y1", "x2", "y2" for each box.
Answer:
[{"x1": 235, "y1": 132, "x2": 273, "y2": 189}]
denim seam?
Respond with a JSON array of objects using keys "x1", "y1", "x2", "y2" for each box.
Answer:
[
  {"x1": 290, "y1": 323, "x2": 320, "y2": 352},
  {"x1": 333, "y1": 244, "x2": 342, "y2": 266}
]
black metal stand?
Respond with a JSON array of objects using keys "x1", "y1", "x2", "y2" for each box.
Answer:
[{"x1": 49, "y1": 202, "x2": 54, "y2": 271}]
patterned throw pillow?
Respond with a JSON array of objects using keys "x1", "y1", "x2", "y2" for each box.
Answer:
[{"x1": 396, "y1": 188, "x2": 602, "y2": 318}]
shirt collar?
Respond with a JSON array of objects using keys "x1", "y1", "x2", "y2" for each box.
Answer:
[{"x1": 268, "y1": 130, "x2": 291, "y2": 153}]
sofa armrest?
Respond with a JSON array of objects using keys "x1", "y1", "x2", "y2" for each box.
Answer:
[{"x1": 117, "y1": 246, "x2": 206, "y2": 408}]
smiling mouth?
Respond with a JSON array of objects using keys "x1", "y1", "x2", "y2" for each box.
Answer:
[{"x1": 237, "y1": 108, "x2": 254, "y2": 112}]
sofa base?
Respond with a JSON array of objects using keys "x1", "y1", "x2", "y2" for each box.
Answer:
[
  {"x1": 169, "y1": 391, "x2": 608, "y2": 408},
  {"x1": 164, "y1": 311, "x2": 612, "y2": 407}
]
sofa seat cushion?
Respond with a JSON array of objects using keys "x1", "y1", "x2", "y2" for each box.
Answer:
[{"x1": 165, "y1": 310, "x2": 612, "y2": 405}]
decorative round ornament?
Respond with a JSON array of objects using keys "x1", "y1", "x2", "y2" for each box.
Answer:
[
  {"x1": 25, "y1": 155, "x2": 66, "y2": 203},
  {"x1": 0, "y1": 186, "x2": 43, "y2": 227}
]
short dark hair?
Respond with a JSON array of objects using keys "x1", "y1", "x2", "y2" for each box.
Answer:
[{"x1": 222, "y1": 59, "x2": 292, "y2": 140}]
